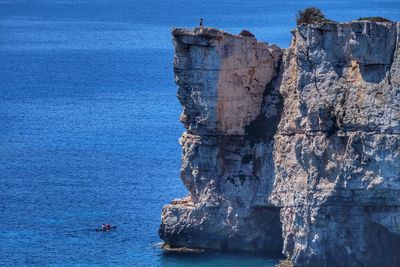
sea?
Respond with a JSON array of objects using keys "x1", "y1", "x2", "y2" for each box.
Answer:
[{"x1": 1, "y1": 0, "x2": 399, "y2": 266}]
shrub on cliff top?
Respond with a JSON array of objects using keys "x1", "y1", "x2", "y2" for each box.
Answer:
[
  {"x1": 296, "y1": 7, "x2": 330, "y2": 25},
  {"x1": 239, "y1": 29, "x2": 255, "y2": 37},
  {"x1": 357, "y1": 16, "x2": 392, "y2": 23}
]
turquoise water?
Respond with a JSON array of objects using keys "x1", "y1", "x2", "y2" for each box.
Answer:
[{"x1": 1, "y1": 0, "x2": 399, "y2": 266}]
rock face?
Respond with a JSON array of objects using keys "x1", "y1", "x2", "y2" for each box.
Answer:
[
  {"x1": 159, "y1": 27, "x2": 284, "y2": 253},
  {"x1": 159, "y1": 22, "x2": 400, "y2": 266}
]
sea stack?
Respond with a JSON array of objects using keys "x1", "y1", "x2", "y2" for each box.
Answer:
[{"x1": 159, "y1": 21, "x2": 400, "y2": 266}]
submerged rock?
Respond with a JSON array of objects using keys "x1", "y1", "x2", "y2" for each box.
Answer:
[
  {"x1": 161, "y1": 243, "x2": 205, "y2": 253},
  {"x1": 160, "y1": 21, "x2": 400, "y2": 266}
]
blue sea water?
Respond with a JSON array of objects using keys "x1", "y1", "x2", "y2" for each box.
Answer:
[{"x1": 0, "y1": 0, "x2": 399, "y2": 266}]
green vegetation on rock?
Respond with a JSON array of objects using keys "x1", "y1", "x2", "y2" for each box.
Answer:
[
  {"x1": 296, "y1": 7, "x2": 334, "y2": 25},
  {"x1": 357, "y1": 16, "x2": 392, "y2": 22}
]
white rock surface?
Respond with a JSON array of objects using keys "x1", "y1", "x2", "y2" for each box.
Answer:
[{"x1": 272, "y1": 21, "x2": 400, "y2": 266}]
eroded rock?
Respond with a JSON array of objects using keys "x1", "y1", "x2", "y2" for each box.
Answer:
[
  {"x1": 160, "y1": 27, "x2": 283, "y2": 253},
  {"x1": 271, "y1": 21, "x2": 400, "y2": 266},
  {"x1": 160, "y1": 22, "x2": 400, "y2": 266}
]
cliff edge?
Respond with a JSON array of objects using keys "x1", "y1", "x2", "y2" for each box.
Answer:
[{"x1": 159, "y1": 22, "x2": 400, "y2": 266}]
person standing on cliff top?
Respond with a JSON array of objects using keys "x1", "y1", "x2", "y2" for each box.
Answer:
[{"x1": 199, "y1": 18, "x2": 203, "y2": 29}]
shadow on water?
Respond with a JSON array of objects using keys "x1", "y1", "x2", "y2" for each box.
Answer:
[{"x1": 160, "y1": 250, "x2": 282, "y2": 267}]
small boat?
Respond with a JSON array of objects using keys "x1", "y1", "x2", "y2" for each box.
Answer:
[{"x1": 96, "y1": 225, "x2": 117, "y2": 232}]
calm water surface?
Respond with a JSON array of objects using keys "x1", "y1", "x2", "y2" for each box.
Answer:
[{"x1": 1, "y1": 0, "x2": 399, "y2": 266}]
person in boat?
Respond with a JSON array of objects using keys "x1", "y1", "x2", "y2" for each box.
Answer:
[
  {"x1": 106, "y1": 224, "x2": 111, "y2": 230},
  {"x1": 101, "y1": 224, "x2": 107, "y2": 231}
]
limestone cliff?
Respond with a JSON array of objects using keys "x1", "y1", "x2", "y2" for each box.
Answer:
[
  {"x1": 159, "y1": 22, "x2": 400, "y2": 266},
  {"x1": 159, "y1": 27, "x2": 284, "y2": 252}
]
